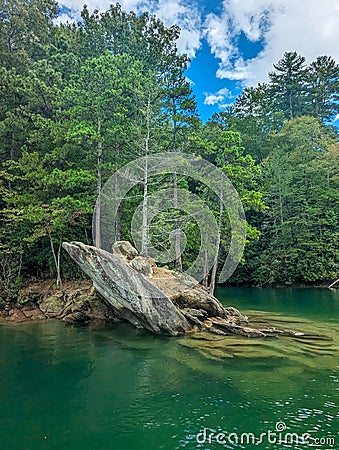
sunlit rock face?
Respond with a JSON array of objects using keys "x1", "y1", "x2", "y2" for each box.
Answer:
[{"x1": 63, "y1": 241, "x2": 190, "y2": 335}]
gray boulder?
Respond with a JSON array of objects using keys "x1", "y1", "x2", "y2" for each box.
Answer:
[{"x1": 63, "y1": 242, "x2": 190, "y2": 335}]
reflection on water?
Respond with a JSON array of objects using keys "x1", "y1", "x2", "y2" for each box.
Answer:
[{"x1": 0, "y1": 288, "x2": 338, "y2": 450}]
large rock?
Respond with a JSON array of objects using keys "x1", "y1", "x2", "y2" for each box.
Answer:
[
  {"x1": 62, "y1": 242, "x2": 190, "y2": 336},
  {"x1": 62, "y1": 241, "x2": 256, "y2": 337}
]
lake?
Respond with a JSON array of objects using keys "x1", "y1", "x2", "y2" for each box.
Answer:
[{"x1": 0, "y1": 288, "x2": 338, "y2": 449}]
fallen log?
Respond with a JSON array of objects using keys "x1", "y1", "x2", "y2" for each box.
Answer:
[{"x1": 328, "y1": 277, "x2": 339, "y2": 289}]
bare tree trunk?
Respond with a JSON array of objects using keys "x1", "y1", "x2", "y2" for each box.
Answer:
[
  {"x1": 141, "y1": 95, "x2": 151, "y2": 256},
  {"x1": 114, "y1": 140, "x2": 121, "y2": 241},
  {"x1": 173, "y1": 170, "x2": 183, "y2": 271},
  {"x1": 95, "y1": 119, "x2": 102, "y2": 248},
  {"x1": 141, "y1": 156, "x2": 148, "y2": 256},
  {"x1": 172, "y1": 119, "x2": 182, "y2": 271},
  {"x1": 202, "y1": 248, "x2": 209, "y2": 287},
  {"x1": 115, "y1": 206, "x2": 121, "y2": 242},
  {"x1": 47, "y1": 229, "x2": 62, "y2": 288},
  {"x1": 57, "y1": 241, "x2": 62, "y2": 287},
  {"x1": 209, "y1": 192, "x2": 223, "y2": 295}
]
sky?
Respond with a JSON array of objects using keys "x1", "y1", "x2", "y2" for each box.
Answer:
[{"x1": 56, "y1": 0, "x2": 339, "y2": 123}]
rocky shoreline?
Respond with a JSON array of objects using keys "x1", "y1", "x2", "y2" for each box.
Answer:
[
  {"x1": 0, "y1": 280, "x2": 121, "y2": 326},
  {"x1": 59, "y1": 240, "x2": 306, "y2": 339},
  {"x1": 2, "y1": 240, "x2": 323, "y2": 341},
  {"x1": 0, "y1": 240, "x2": 310, "y2": 341}
]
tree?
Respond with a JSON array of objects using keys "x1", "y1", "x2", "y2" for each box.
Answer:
[
  {"x1": 78, "y1": 3, "x2": 186, "y2": 75},
  {"x1": 59, "y1": 52, "x2": 148, "y2": 246},
  {"x1": 214, "y1": 83, "x2": 284, "y2": 162},
  {"x1": 0, "y1": 149, "x2": 94, "y2": 288},
  {"x1": 269, "y1": 51, "x2": 307, "y2": 119},
  {"x1": 252, "y1": 117, "x2": 339, "y2": 285},
  {"x1": 0, "y1": 0, "x2": 58, "y2": 68},
  {"x1": 188, "y1": 121, "x2": 265, "y2": 292},
  {"x1": 162, "y1": 66, "x2": 199, "y2": 270},
  {"x1": 307, "y1": 55, "x2": 339, "y2": 121}
]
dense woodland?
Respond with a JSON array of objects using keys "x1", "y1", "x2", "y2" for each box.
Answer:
[{"x1": 0, "y1": 0, "x2": 338, "y2": 299}]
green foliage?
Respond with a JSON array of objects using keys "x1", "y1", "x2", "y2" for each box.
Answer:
[
  {"x1": 240, "y1": 118, "x2": 339, "y2": 285},
  {"x1": 0, "y1": 1, "x2": 338, "y2": 293}
]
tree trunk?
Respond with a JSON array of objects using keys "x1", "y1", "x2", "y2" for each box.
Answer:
[
  {"x1": 202, "y1": 248, "x2": 209, "y2": 287},
  {"x1": 172, "y1": 118, "x2": 182, "y2": 271},
  {"x1": 141, "y1": 95, "x2": 151, "y2": 256},
  {"x1": 95, "y1": 119, "x2": 102, "y2": 248},
  {"x1": 114, "y1": 140, "x2": 121, "y2": 241},
  {"x1": 209, "y1": 191, "x2": 223, "y2": 295},
  {"x1": 115, "y1": 206, "x2": 121, "y2": 242},
  {"x1": 141, "y1": 155, "x2": 148, "y2": 256},
  {"x1": 47, "y1": 229, "x2": 62, "y2": 288},
  {"x1": 173, "y1": 169, "x2": 183, "y2": 271}
]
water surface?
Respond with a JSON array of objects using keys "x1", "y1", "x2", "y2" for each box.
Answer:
[{"x1": 0, "y1": 288, "x2": 338, "y2": 449}]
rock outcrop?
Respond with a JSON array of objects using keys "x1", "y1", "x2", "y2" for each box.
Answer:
[
  {"x1": 0, "y1": 281, "x2": 119, "y2": 325},
  {"x1": 63, "y1": 240, "x2": 264, "y2": 337},
  {"x1": 1, "y1": 240, "x2": 305, "y2": 339},
  {"x1": 63, "y1": 241, "x2": 191, "y2": 335}
]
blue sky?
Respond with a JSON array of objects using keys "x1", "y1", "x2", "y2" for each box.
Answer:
[
  {"x1": 56, "y1": 0, "x2": 339, "y2": 123},
  {"x1": 186, "y1": 30, "x2": 264, "y2": 121}
]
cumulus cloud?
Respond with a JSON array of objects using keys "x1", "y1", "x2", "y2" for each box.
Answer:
[
  {"x1": 141, "y1": 0, "x2": 202, "y2": 58},
  {"x1": 204, "y1": 0, "x2": 339, "y2": 86},
  {"x1": 57, "y1": 0, "x2": 202, "y2": 58},
  {"x1": 204, "y1": 94, "x2": 224, "y2": 106},
  {"x1": 204, "y1": 87, "x2": 233, "y2": 106},
  {"x1": 56, "y1": 0, "x2": 339, "y2": 87},
  {"x1": 334, "y1": 114, "x2": 339, "y2": 122}
]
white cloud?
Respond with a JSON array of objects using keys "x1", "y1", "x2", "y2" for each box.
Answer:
[
  {"x1": 58, "y1": 0, "x2": 203, "y2": 59},
  {"x1": 204, "y1": 0, "x2": 339, "y2": 86},
  {"x1": 59, "y1": 0, "x2": 114, "y2": 13},
  {"x1": 143, "y1": 0, "x2": 202, "y2": 57},
  {"x1": 204, "y1": 94, "x2": 224, "y2": 106},
  {"x1": 334, "y1": 114, "x2": 339, "y2": 122},
  {"x1": 204, "y1": 87, "x2": 234, "y2": 106},
  {"x1": 217, "y1": 87, "x2": 232, "y2": 97}
]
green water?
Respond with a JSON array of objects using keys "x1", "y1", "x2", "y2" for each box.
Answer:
[{"x1": 0, "y1": 288, "x2": 338, "y2": 450}]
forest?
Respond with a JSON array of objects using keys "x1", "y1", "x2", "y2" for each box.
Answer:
[{"x1": 0, "y1": 0, "x2": 338, "y2": 299}]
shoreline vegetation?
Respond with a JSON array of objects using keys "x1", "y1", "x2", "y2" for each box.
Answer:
[{"x1": 0, "y1": 2, "x2": 338, "y2": 298}]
